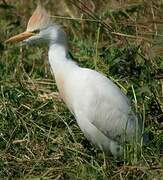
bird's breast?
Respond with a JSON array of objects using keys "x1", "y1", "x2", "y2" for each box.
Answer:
[{"x1": 55, "y1": 72, "x2": 74, "y2": 112}]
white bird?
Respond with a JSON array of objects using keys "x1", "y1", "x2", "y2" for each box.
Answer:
[{"x1": 6, "y1": 4, "x2": 142, "y2": 157}]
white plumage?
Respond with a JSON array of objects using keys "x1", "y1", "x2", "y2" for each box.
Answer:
[{"x1": 6, "y1": 4, "x2": 142, "y2": 157}]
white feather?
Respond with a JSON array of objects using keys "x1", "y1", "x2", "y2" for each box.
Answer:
[{"x1": 48, "y1": 41, "x2": 141, "y2": 157}]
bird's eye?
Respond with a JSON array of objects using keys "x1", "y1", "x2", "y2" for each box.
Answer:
[{"x1": 31, "y1": 29, "x2": 40, "y2": 34}]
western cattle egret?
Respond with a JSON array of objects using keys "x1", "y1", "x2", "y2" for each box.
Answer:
[{"x1": 6, "y1": 4, "x2": 143, "y2": 157}]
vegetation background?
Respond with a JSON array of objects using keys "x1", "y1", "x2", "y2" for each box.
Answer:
[{"x1": 0, "y1": 0, "x2": 163, "y2": 179}]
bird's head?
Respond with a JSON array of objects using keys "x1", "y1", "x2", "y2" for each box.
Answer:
[{"x1": 5, "y1": 4, "x2": 65, "y2": 46}]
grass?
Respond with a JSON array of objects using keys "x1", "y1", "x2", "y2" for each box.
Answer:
[{"x1": 0, "y1": 0, "x2": 163, "y2": 179}]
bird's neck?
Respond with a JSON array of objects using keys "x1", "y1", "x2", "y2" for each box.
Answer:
[
  {"x1": 49, "y1": 43, "x2": 68, "y2": 62},
  {"x1": 48, "y1": 26, "x2": 78, "y2": 78},
  {"x1": 48, "y1": 42, "x2": 78, "y2": 108},
  {"x1": 48, "y1": 43, "x2": 77, "y2": 75}
]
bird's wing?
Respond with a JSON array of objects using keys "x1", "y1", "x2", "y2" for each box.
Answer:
[
  {"x1": 90, "y1": 104, "x2": 137, "y2": 143},
  {"x1": 72, "y1": 69, "x2": 138, "y2": 143}
]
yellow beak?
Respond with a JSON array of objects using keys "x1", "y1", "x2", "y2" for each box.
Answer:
[{"x1": 5, "y1": 31, "x2": 35, "y2": 43}]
